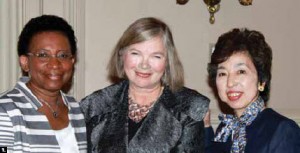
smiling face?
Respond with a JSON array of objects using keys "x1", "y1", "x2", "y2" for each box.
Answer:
[
  {"x1": 123, "y1": 36, "x2": 167, "y2": 90},
  {"x1": 20, "y1": 31, "x2": 75, "y2": 93},
  {"x1": 216, "y1": 52, "x2": 260, "y2": 117}
]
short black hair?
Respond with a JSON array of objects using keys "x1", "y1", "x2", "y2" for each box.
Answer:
[
  {"x1": 208, "y1": 28, "x2": 272, "y2": 102},
  {"x1": 17, "y1": 15, "x2": 77, "y2": 56}
]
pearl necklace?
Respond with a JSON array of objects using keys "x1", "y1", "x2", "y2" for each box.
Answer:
[{"x1": 40, "y1": 98, "x2": 60, "y2": 118}]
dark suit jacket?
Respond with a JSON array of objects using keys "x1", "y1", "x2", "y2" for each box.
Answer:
[
  {"x1": 206, "y1": 108, "x2": 300, "y2": 153},
  {"x1": 80, "y1": 80, "x2": 209, "y2": 153}
]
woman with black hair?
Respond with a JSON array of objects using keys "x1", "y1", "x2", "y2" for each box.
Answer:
[
  {"x1": 0, "y1": 15, "x2": 87, "y2": 152},
  {"x1": 205, "y1": 28, "x2": 300, "y2": 153}
]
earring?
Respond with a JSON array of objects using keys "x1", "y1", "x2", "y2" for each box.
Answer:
[{"x1": 258, "y1": 85, "x2": 264, "y2": 92}]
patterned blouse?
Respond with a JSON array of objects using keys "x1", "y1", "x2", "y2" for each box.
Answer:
[{"x1": 0, "y1": 77, "x2": 87, "y2": 152}]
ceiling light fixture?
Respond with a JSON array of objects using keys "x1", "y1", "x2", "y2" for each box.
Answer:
[{"x1": 176, "y1": 0, "x2": 253, "y2": 24}]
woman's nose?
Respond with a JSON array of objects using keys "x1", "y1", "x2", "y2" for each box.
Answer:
[
  {"x1": 227, "y1": 74, "x2": 238, "y2": 88},
  {"x1": 138, "y1": 57, "x2": 150, "y2": 70},
  {"x1": 47, "y1": 56, "x2": 62, "y2": 69}
]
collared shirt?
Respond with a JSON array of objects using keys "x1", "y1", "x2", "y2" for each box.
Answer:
[{"x1": 0, "y1": 77, "x2": 87, "y2": 153}]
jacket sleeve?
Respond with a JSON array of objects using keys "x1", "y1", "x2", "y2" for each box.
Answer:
[
  {"x1": 205, "y1": 126, "x2": 215, "y2": 153},
  {"x1": 269, "y1": 120, "x2": 300, "y2": 153},
  {"x1": 80, "y1": 90, "x2": 108, "y2": 123},
  {"x1": 0, "y1": 105, "x2": 14, "y2": 151},
  {"x1": 172, "y1": 119, "x2": 205, "y2": 152},
  {"x1": 172, "y1": 89, "x2": 210, "y2": 153}
]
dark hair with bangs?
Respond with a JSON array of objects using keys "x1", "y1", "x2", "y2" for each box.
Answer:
[{"x1": 207, "y1": 28, "x2": 272, "y2": 102}]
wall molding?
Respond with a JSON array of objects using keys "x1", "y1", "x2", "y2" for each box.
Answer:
[
  {"x1": 65, "y1": 0, "x2": 86, "y2": 100},
  {"x1": 0, "y1": 0, "x2": 23, "y2": 93}
]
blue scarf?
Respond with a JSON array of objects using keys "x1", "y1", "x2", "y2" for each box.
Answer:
[{"x1": 214, "y1": 96, "x2": 265, "y2": 153}]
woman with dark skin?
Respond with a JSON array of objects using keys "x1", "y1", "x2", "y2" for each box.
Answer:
[
  {"x1": 0, "y1": 15, "x2": 87, "y2": 152},
  {"x1": 80, "y1": 17, "x2": 209, "y2": 153},
  {"x1": 205, "y1": 28, "x2": 300, "y2": 153}
]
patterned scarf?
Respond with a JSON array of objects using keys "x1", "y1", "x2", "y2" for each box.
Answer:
[{"x1": 214, "y1": 96, "x2": 265, "y2": 153}]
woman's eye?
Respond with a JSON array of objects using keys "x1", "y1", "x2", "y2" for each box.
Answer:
[
  {"x1": 154, "y1": 55, "x2": 162, "y2": 59},
  {"x1": 37, "y1": 52, "x2": 49, "y2": 58},
  {"x1": 130, "y1": 52, "x2": 138, "y2": 55},
  {"x1": 238, "y1": 70, "x2": 246, "y2": 74},
  {"x1": 217, "y1": 72, "x2": 226, "y2": 77},
  {"x1": 57, "y1": 53, "x2": 72, "y2": 59}
]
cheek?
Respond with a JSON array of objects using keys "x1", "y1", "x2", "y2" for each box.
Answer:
[
  {"x1": 61, "y1": 64, "x2": 74, "y2": 82},
  {"x1": 151, "y1": 60, "x2": 166, "y2": 72},
  {"x1": 62, "y1": 63, "x2": 74, "y2": 74},
  {"x1": 243, "y1": 78, "x2": 259, "y2": 96},
  {"x1": 65, "y1": 65, "x2": 74, "y2": 73},
  {"x1": 216, "y1": 78, "x2": 225, "y2": 91},
  {"x1": 216, "y1": 78, "x2": 227, "y2": 99},
  {"x1": 57, "y1": 62, "x2": 74, "y2": 78},
  {"x1": 123, "y1": 55, "x2": 138, "y2": 69},
  {"x1": 28, "y1": 61, "x2": 45, "y2": 72}
]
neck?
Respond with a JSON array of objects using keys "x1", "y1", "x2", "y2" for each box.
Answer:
[
  {"x1": 129, "y1": 84, "x2": 163, "y2": 106},
  {"x1": 235, "y1": 94, "x2": 264, "y2": 118},
  {"x1": 26, "y1": 81, "x2": 61, "y2": 104}
]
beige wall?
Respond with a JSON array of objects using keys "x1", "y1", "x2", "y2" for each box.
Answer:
[
  {"x1": 84, "y1": 0, "x2": 300, "y2": 123},
  {"x1": 1, "y1": 0, "x2": 299, "y2": 125}
]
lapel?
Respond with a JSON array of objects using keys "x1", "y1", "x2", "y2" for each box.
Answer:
[
  {"x1": 90, "y1": 81, "x2": 129, "y2": 153},
  {"x1": 128, "y1": 88, "x2": 182, "y2": 152}
]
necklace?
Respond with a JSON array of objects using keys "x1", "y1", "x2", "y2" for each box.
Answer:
[
  {"x1": 128, "y1": 86, "x2": 164, "y2": 123},
  {"x1": 128, "y1": 97, "x2": 155, "y2": 122},
  {"x1": 40, "y1": 98, "x2": 60, "y2": 118}
]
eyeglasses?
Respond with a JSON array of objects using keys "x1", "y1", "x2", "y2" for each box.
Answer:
[{"x1": 27, "y1": 51, "x2": 73, "y2": 62}]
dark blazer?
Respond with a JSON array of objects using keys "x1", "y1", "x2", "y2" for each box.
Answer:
[
  {"x1": 80, "y1": 80, "x2": 209, "y2": 153},
  {"x1": 206, "y1": 108, "x2": 300, "y2": 153}
]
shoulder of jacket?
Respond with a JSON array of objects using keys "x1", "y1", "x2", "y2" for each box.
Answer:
[
  {"x1": 173, "y1": 87, "x2": 210, "y2": 121},
  {"x1": 265, "y1": 109, "x2": 299, "y2": 127},
  {"x1": 0, "y1": 88, "x2": 21, "y2": 106},
  {"x1": 81, "y1": 81, "x2": 126, "y2": 103},
  {"x1": 79, "y1": 81, "x2": 127, "y2": 121}
]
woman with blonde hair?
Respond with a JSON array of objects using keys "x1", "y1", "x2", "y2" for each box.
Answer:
[{"x1": 80, "y1": 17, "x2": 209, "y2": 153}]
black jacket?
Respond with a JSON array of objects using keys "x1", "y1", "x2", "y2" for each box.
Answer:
[
  {"x1": 206, "y1": 108, "x2": 300, "y2": 153},
  {"x1": 80, "y1": 80, "x2": 209, "y2": 153}
]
